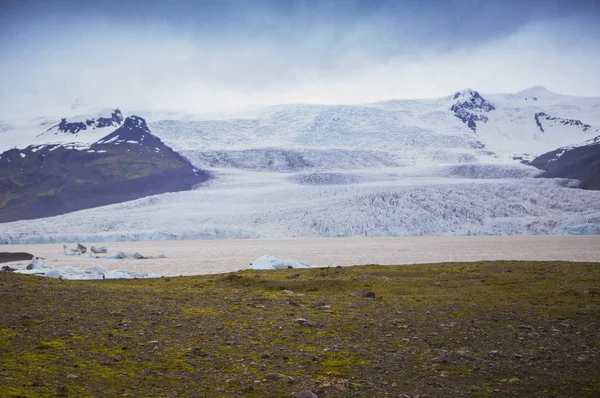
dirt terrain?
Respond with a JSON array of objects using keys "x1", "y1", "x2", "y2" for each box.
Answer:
[{"x1": 1, "y1": 260, "x2": 599, "y2": 397}]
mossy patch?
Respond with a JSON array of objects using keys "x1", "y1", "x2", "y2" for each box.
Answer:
[{"x1": 1, "y1": 261, "x2": 600, "y2": 397}]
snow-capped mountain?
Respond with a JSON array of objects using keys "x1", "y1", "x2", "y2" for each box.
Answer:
[
  {"x1": 0, "y1": 116, "x2": 210, "y2": 223},
  {"x1": 144, "y1": 86, "x2": 599, "y2": 169},
  {"x1": 0, "y1": 87, "x2": 599, "y2": 241},
  {"x1": 2, "y1": 86, "x2": 599, "y2": 164},
  {"x1": 37, "y1": 108, "x2": 124, "y2": 141}
]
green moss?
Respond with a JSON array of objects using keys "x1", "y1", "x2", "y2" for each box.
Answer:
[{"x1": 1, "y1": 261, "x2": 599, "y2": 397}]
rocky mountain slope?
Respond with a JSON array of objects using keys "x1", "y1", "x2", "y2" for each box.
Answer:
[
  {"x1": 530, "y1": 135, "x2": 600, "y2": 190},
  {"x1": 0, "y1": 116, "x2": 210, "y2": 223}
]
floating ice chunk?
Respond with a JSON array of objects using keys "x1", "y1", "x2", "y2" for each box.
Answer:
[
  {"x1": 104, "y1": 270, "x2": 136, "y2": 279},
  {"x1": 250, "y1": 255, "x2": 313, "y2": 270},
  {"x1": 44, "y1": 269, "x2": 62, "y2": 279},
  {"x1": 105, "y1": 251, "x2": 166, "y2": 259},
  {"x1": 15, "y1": 268, "x2": 49, "y2": 275},
  {"x1": 63, "y1": 245, "x2": 81, "y2": 256},
  {"x1": 15, "y1": 263, "x2": 156, "y2": 280},
  {"x1": 91, "y1": 246, "x2": 108, "y2": 254},
  {"x1": 86, "y1": 265, "x2": 109, "y2": 274},
  {"x1": 26, "y1": 256, "x2": 49, "y2": 270}
]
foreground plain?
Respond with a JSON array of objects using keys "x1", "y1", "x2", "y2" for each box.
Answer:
[{"x1": 1, "y1": 261, "x2": 600, "y2": 397}]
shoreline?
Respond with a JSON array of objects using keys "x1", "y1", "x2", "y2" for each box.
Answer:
[{"x1": 1, "y1": 235, "x2": 599, "y2": 277}]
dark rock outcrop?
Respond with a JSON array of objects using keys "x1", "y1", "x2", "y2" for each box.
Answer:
[
  {"x1": 47, "y1": 109, "x2": 124, "y2": 135},
  {"x1": 534, "y1": 112, "x2": 596, "y2": 134},
  {"x1": 0, "y1": 116, "x2": 210, "y2": 223},
  {"x1": 450, "y1": 89, "x2": 495, "y2": 132},
  {"x1": 530, "y1": 136, "x2": 600, "y2": 190}
]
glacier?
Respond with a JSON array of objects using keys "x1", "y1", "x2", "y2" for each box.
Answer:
[
  {"x1": 1, "y1": 164, "x2": 599, "y2": 243},
  {"x1": 1, "y1": 87, "x2": 600, "y2": 242}
]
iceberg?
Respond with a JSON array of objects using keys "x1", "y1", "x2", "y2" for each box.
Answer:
[
  {"x1": 105, "y1": 252, "x2": 166, "y2": 260},
  {"x1": 91, "y1": 245, "x2": 108, "y2": 254},
  {"x1": 63, "y1": 244, "x2": 81, "y2": 256},
  {"x1": 13, "y1": 257, "x2": 158, "y2": 280},
  {"x1": 250, "y1": 255, "x2": 314, "y2": 270}
]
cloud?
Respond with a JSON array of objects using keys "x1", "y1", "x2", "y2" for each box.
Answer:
[{"x1": 0, "y1": 0, "x2": 599, "y2": 116}]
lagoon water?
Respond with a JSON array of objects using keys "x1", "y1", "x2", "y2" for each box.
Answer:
[{"x1": 3, "y1": 235, "x2": 599, "y2": 277}]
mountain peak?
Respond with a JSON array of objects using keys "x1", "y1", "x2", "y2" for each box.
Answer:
[
  {"x1": 94, "y1": 115, "x2": 162, "y2": 148},
  {"x1": 45, "y1": 108, "x2": 124, "y2": 135},
  {"x1": 122, "y1": 115, "x2": 149, "y2": 131},
  {"x1": 516, "y1": 86, "x2": 554, "y2": 97},
  {"x1": 449, "y1": 89, "x2": 495, "y2": 132}
]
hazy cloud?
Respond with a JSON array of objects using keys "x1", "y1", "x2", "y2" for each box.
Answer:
[{"x1": 0, "y1": 0, "x2": 599, "y2": 116}]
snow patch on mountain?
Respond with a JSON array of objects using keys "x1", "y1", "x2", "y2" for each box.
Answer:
[
  {"x1": 31, "y1": 109, "x2": 124, "y2": 149},
  {"x1": 95, "y1": 115, "x2": 161, "y2": 148}
]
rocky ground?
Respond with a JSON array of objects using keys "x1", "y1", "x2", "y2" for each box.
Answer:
[{"x1": 1, "y1": 261, "x2": 599, "y2": 397}]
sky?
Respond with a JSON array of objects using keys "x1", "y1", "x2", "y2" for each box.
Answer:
[{"x1": 0, "y1": 0, "x2": 599, "y2": 115}]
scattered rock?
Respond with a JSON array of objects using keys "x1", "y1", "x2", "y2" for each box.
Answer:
[
  {"x1": 295, "y1": 318, "x2": 314, "y2": 327},
  {"x1": 488, "y1": 350, "x2": 507, "y2": 357},
  {"x1": 66, "y1": 374, "x2": 78, "y2": 379},
  {"x1": 517, "y1": 325, "x2": 533, "y2": 330},
  {"x1": 261, "y1": 353, "x2": 270, "y2": 359},
  {"x1": 352, "y1": 290, "x2": 376, "y2": 298},
  {"x1": 296, "y1": 352, "x2": 317, "y2": 361},
  {"x1": 432, "y1": 350, "x2": 470, "y2": 363},
  {"x1": 320, "y1": 378, "x2": 353, "y2": 390},
  {"x1": 280, "y1": 290, "x2": 294, "y2": 295},
  {"x1": 294, "y1": 390, "x2": 318, "y2": 398},
  {"x1": 266, "y1": 373, "x2": 284, "y2": 381},
  {"x1": 312, "y1": 300, "x2": 326, "y2": 308},
  {"x1": 191, "y1": 348, "x2": 208, "y2": 357},
  {"x1": 282, "y1": 376, "x2": 295, "y2": 384}
]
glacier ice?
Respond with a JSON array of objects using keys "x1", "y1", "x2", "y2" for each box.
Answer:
[
  {"x1": 2, "y1": 165, "x2": 598, "y2": 244},
  {"x1": 290, "y1": 172, "x2": 372, "y2": 186}
]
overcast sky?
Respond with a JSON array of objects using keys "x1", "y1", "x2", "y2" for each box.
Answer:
[{"x1": 1, "y1": 0, "x2": 599, "y2": 115}]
